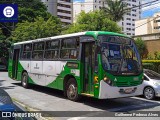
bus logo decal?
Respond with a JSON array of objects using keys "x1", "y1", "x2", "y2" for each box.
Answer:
[{"x1": 34, "y1": 63, "x2": 39, "y2": 69}]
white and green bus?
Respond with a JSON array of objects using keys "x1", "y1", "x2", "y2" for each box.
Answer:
[{"x1": 8, "y1": 31, "x2": 143, "y2": 101}]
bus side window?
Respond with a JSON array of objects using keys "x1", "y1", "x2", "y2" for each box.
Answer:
[
  {"x1": 44, "y1": 40, "x2": 60, "y2": 60},
  {"x1": 60, "y1": 37, "x2": 79, "y2": 59},
  {"x1": 21, "y1": 43, "x2": 32, "y2": 60},
  {"x1": 32, "y1": 42, "x2": 44, "y2": 60}
]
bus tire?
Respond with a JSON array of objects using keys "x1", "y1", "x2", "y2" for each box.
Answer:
[
  {"x1": 66, "y1": 78, "x2": 80, "y2": 101},
  {"x1": 21, "y1": 72, "x2": 29, "y2": 88}
]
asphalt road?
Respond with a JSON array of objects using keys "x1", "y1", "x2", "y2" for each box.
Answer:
[{"x1": 0, "y1": 72, "x2": 160, "y2": 120}]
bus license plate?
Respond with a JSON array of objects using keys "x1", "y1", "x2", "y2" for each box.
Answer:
[{"x1": 124, "y1": 88, "x2": 133, "y2": 94}]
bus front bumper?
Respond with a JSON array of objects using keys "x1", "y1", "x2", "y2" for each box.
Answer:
[{"x1": 99, "y1": 80, "x2": 143, "y2": 99}]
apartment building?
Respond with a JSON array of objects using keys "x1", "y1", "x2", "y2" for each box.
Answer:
[
  {"x1": 135, "y1": 12, "x2": 160, "y2": 36},
  {"x1": 73, "y1": 0, "x2": 142, "y2": 36},
  {"x1": 134, "y1": 12, "x2": 160, "y2": 55},
  {"x1": 42, "y1": 0, "x2": 73, "y2": 24}
]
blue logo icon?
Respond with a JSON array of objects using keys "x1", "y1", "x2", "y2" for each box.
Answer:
[{"x1": 0, "y1": 4, "x2": 18, "y2": 22}]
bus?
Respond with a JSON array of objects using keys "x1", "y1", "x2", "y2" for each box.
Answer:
[{"x1": 8, "y1": 31, "x2": 143, "y2": 101}]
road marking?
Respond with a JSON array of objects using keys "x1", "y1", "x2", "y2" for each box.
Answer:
[{"x1": 132, "y1": 97, "x2": 160, "y2": 104}]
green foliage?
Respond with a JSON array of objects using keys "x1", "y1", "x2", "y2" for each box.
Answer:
[
  {"x1": 0, "y1": 0, "x2": 48, "y2": 22},
  {"x1": 11, "y1": 17, "x2": 62, "y2": 42},
  {"x1": 0, "y1": 0, "x2": 51, "y2": 37},
  {"x1": 154, "y1": 51, "x2": 160, "y2": 60},
  {"x1": 0, "y1": 29, "x2": 11, "y2": 64},
  {"x1": 0, "y1": 0, "x2": 58, "y2": 63},
  {"x1": 135, "y1": 37, "x2": 148, "y2": 58},
  {"x1": 63, "y1": 11, "x2": 121, "y2": 34},
  {"x1": 146, "y1": 54, "x2": 154, "y2": 60},
  {"x1": 103, "y1": 0, "x2": 129, "y2": 22},
  {"x1": 17, "y1": 0, "x2": 50, "y2": 22},
  {"x1": 142, "y1": 60, "x2": 160, "y2": 73},
  {"x1": 145, "y1": 51, "x2": 160, "y2": 60}
]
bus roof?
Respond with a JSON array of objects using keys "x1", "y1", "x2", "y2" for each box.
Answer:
[{"x1": 14, "y1": 31, "x2": 130, "y2": 45}]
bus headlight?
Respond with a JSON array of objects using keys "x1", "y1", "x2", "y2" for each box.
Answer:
[{"x1": 103, "y1": 77, "x2": 113, "y2": 86}]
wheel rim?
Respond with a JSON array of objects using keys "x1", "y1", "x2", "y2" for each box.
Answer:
[
  {"x1": 67, "y1": 84, "x2": 77, "y2": 100},
  {"x1": 22, "y1": 75, "x2": 27, "y2": 86},
  {"x1": 144, "y1": 87, "x2": 154, "y2": 99}
]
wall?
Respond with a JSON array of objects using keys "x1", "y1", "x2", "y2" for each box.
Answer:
[{"x1": 145, "y1": 40, "x2": 160, "y2": 55}]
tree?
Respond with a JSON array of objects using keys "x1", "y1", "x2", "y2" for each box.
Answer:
[
  {"x1": 10, "y1": 17, "x2": 62, "y2": 42},
  {"x1": 135, "y1": 38, "x2": 148, "y2": 58},
  {"x1": 0, "y1": 0, "x2": 51, "y2": 37},
  {"x1": 0, "y1": 0, "x2": 48, "y2": 22},
  {"x1": 18, "y1": 0, "x2": 50, "y2": 22},
  {"x1": 0, "y1": 29, "x2": 11, "y2": 65},
  {"x1": 63, "y1": 11, "x2": 121, "y2": 34},
  {"x1": 103, "y1": 0, "x2": 128, "y2": 22}
]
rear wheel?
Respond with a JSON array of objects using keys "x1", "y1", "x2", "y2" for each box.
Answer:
[
  {"x1": 21, "y1": 72, "x2": 29, "y2": 88},
  {"x1": 66, "y1": 78, "x2": 80, "y2": 101},
  {"x1": 144, "y1": 87, "x2": 155, "y2": 100}
]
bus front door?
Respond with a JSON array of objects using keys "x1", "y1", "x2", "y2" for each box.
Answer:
[
  {"x1": 12, "y1": 48, "x2": 20, "y2": 79},
  {"x1": 82, "y1": 42, "x2": 95, "y2": 95}
]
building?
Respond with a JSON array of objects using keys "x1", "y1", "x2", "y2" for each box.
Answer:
[
  {"x1": 135, "y1": 12, "x2": 160, "y2": 36},
  {"x1": 73, "y1": 2, "x2": 84, "y2": 23},
  {"x1": 73, "y1": 0, "x2": 142, "y2": 36},
  {"x1": 42, "y1": 0, "x2": 73, "y2": 24},
  {"x1": 134, "y1": 12, "x2": 160, "y2": 55}
]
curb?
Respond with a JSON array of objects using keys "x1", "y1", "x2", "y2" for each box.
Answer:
[{"x1": 12, "y1": 98, "x2": 55, "y2": 120}]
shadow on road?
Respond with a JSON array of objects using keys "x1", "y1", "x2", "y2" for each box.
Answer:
[
  {"x1": 12, "y1": 82, "x2": 65, "y2": 99},
  {"x1": 0, "y1": 80, "x2": 16, "y2": 90},
  {"x1": 11, "y1": 82, "x2": 160, "y2": 112},
  {"x1": 0, "y1": 80, "x2": 5, "y2": 86},
  {"x1": 80, "y1": 97, "x2": 160, "y2": 112}
]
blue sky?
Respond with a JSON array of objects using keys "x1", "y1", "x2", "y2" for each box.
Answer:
[
  {"x1": 141, "y1": 0, "x2": 160, "y2": 18},
  {"x1": 142, "y1": 8, "x2": 160, "y2": 18}
]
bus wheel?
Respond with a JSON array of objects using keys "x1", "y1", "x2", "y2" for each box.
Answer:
[
  {"x1": 66, "y1": 78, "x2": 79, "y2": 101},
  {"x1": 144, "y1": 87, "x2": 155, "y2": 100},
  {"x1": 21, "y1": 72, "x2": 29, "y2": 88}
]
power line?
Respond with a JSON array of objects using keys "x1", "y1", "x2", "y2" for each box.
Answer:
[
  {"x1": 126, "y1": 0, "x2": 159, "y2": 10},
  {"x1": 142, "y1": 1, "x2": 160, "y2": 11},
  {"x1": 119, "y1": 0, "x2": 160, "y2": 34},
  {"x1": 0, "y1": 23, "x2": 12, "y2": 33},
  {"x1": 125, "y1": 15, "x2": 160, "y2": 34}
]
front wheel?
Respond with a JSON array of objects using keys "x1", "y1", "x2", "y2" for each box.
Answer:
[
  {"x1": 143, "y1": 87, "x2": 155, "y2": 100},
  {"x1": 66, "y1": 78, "x2": 80, "y2": 101},
  {"x1": 21, "y1": 72, "x2": 29, "y2": 88}
]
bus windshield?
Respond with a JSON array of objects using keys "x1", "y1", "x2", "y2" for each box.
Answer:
[{"x1": 99, "y1": 35, "x2": 142, "y2": 75}]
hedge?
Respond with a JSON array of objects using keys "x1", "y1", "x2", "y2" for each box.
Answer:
[{"x1": 142, "y1": 60, "x2": 160, "y2": 73}]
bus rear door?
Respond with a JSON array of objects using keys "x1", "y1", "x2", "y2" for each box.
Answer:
[{"x1": 12, "y1": 45, "x2": 21, "y2": 79}]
